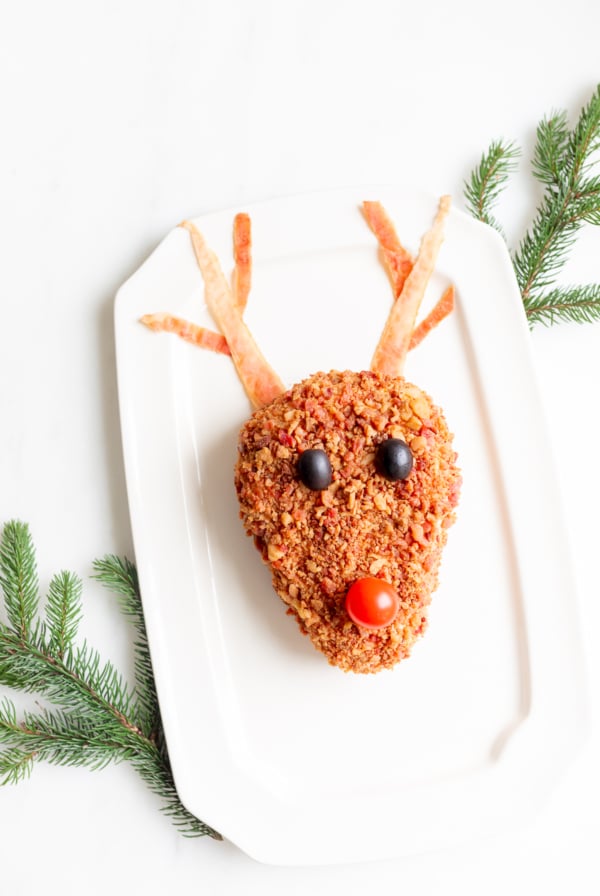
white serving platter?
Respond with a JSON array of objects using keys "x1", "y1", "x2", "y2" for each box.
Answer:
[{"x1": 114, "y1": 186, "x2": 588, "y2": 865}]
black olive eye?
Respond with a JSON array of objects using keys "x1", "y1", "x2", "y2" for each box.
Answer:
[
  {"x1": 297, "y1": 448, "x2": 333, "y2": 490},
  {"x1": 376, "y1": 438, "x2": 413, "y2": 481}
]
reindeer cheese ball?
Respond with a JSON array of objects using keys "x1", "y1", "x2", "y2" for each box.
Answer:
[
  {"x1": 235, "y1": 369, "x2": 460, "y2": 672},
  {"x1": 142, "y1": 197, "x2": 461, "y2": 673}
]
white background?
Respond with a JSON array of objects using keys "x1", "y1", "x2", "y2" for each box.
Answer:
[{"x1": 1, "y1": 1, "x2": 599, "y2": 892}]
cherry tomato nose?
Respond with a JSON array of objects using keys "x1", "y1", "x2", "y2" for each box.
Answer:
[{"x1": 345, "y1": 577, "x2": 400, "y2": 629}]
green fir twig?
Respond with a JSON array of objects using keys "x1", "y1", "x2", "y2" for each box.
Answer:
[
  {"x1": 0, "y1": 522, "x2": 39, "y2": 641},
  {"x1": 464, "y1": 85, "x2": 600, "y2": 327},
  {"x1": 45, "y1": 570, "x2": 83, "y2": 660},
  {"x1": 522, "y1": 284, "x2": 600, "y2": 327},
  {"x1": 0, "y1": 520, "x2": 220, "y2": 840},
  {"x1": 463, "y1": 138, "x2": 520, "y2": 238},
  {"x1": 92, "y1": 555, "x2": 158, "y2": 738}
]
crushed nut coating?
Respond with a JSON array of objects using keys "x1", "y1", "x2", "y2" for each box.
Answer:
[{"x1": 235, "y1": 370, "x2": 461, "y2": 673}]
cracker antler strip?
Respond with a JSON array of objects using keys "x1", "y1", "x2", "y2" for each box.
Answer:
[
  {"x1": 140, "y1": 212, "x2": 254, "y2": 356},
  {"x1": 409, "y1": 284, "x2": 455, "y2": 351},
  {"x1": 140, "y1": 312, "x2": 231, "y2": 355},
  {"x1": 371, "y1": 195, "x2": 451, "y2": 377},
  {"x1": 232, "y1": 213, "x2": 252, "y2": 312},
  {"x1": 180, "y1": 220, "x2": 285, "y2": 409},
  {"x1": 362, "y1": 201, "x2": 414, "y2": 298}
]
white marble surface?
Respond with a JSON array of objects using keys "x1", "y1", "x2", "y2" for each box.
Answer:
[{"x1": 1, "y1": 1, "x2": 599, "y2": 892}]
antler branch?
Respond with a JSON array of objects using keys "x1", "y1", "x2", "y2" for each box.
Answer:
[
  {"x1": 370, "y1": 196, "x2": 452, "y2": 377},
  {"x1": 180, "y1": 221, "x2": 285, "y2": 409}
]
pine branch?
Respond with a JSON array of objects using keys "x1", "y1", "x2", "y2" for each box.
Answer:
[
  {"x1": 464, "y1": 85, "x2": 600, "y2": 328},
  {"x1": 463, "y1": 139, "x2": 520, "y2": 238},
  {"x1": 131, "y1": 741, "x2": 219, "y2": 837},
  {"x1": 88, "y1": 557, "x2": 213, "y2": 836},
  {"x1": 92, "y1": 556, "x2": 158, "y2": 738},
  {"x1": 513, "y1": 88, "x2": 600, "y2": 303},
  {"x1": 0, "y1": 699, "x2": 136, "y2": 773},
  {"x1": 565, "y1": 84, "x2": 600, "y2": 178},
  {"x1": 0, "y1": 520, "x2": 221, "y2": 840},
  {"x1": 512, "y1": 190, "x2": 581, "y2": 299},
  {"x1": 0, "y1": 694, "x2": 217, "y2": 835},
  {"x1": 0, "y1": 627, "x2": 140, "y2": 730},
  {"x1": 531, "y1": 111, "x2": 569, "y2": 188},
  {"x1": 0, "y1": 698, "x2": 38, "y2": 783},
  {"x1": 0, "y1": 747, "x2": 37, "y2": 784},
  {"x1": 522, "y1": 284, "x2": 600, "y2": 327},
  {"x1": 45, "y1": 571, "x2": 83, "y2": 660},
  {"x1": 0, "y1": 520, "x2": 40, "y2": 640}
]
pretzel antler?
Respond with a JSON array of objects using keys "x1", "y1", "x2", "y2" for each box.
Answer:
[
  {"x1": 362, "y1": 200, "x2": 414, "y2": 298},
  {"x1": 368, "y1": 196, "x2": 453, "y2": 377},
  {"x1": 179, "y1": 220, "x2": 285, "y2": 409},
  {"x1": 140, "y1": 213, "x2": 251, "y2": 358},
  {"x1": 231, "y1": 212, "x2": 252, "y2": 313},
  {"x1": 141, "y1": 214, "x2": 284, "y2": 409}
]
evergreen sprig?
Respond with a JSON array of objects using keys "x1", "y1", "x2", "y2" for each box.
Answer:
[
  {"x1": 0, "y1": 521, "x2": 39, "y2": 641},
  {"x1": 45, "y1": 570, "x2": 82, "y2": 660},
  {"x1": 91, "y1": 555, "x2": 158, "y2": 737},
  {"x1": 0, "y1": 520, "x2": 220, "y2": 840},
  {"x1": 464, "y1": 85, "x2": 600, "y2": 327},
  {"x1": 463, "y1": 138, "x2": 521, "y2": 238}
]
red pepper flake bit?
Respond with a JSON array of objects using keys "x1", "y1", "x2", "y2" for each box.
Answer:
[
  {"x1": 320, "y1": 577, "x2": 336, "y2": 595},
  {"x1": 414, "y1": 616, "x2": 427, "y2": 635},
  {"x1": 278, "y1": 429, "x2": 295, "y2": 447},
  {"x1": 420, "y1": 427, "x2": 436, "y2": 447},
  {"x1": 449, "y1": 478, "x2": 462, "y2": 507}
]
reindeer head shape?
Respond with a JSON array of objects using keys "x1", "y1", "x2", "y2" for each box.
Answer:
[{"x1": 142, "y1": 198, "x2": 461, "y2": 673}]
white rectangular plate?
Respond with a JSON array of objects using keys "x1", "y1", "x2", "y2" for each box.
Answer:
[{"x1": 115, "y1": 187, "x2": 587, "y2": 865}]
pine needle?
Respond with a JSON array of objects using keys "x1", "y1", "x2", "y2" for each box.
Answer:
[
  {"x1": 0, "y1": 520, "x2": 221, "y2": 840},
  {"x1": 464, "y1": 84, "x2": 600, "y2": 327}
]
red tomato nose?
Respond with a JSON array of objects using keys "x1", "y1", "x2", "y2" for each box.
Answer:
[{"x1": 345, "y1": 577, "x2": 400, "y2": 629}]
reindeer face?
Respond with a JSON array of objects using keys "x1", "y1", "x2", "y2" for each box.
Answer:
[
  {"x1": 235, "y1": 369, "x2": 460, "y2": 673},
  {"x1": 142, "y1": 197, "x2": 460, "y2": 672}
]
